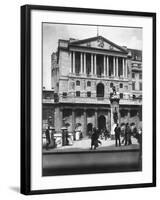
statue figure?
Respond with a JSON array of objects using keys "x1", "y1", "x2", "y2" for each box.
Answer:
[{"x1": 112, "y1": 86, "x2": 116, "y2": 95}]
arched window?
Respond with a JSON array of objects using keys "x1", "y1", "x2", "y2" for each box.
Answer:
[
  {"x1": 96, "y1": 83, "x2": 104, "y2": 97},
  {"x1": 87, "y1": 91, "x2": 91, "y2": 97},
  {"x1": 120, "y1": 83, "x2": 123, "y2": 88},
  {"x1": 87, "y1": 81, "x2": 91, "y2": 87},
  {"x1": 76, "y1": 80, "x2": 80, "y2": 86},
  {"x1": 110, "y1": 82, "x2": 113, "y2": 88}
]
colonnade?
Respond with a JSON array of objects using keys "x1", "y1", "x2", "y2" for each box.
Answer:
[{"x1": 71, "y1": 51, "x2": 128, "y2": 78}]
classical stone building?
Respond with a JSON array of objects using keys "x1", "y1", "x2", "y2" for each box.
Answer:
[{"x1": 43, "y1": 35, "x2": 142, "y2": 136}]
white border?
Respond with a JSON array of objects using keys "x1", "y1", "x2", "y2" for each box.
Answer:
[{"x1": 31, "y1": 9, "x2": 153, "y2": 191}]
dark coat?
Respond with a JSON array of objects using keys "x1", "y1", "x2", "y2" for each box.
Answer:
[
  {"x1": 45, "y1": 129, "x2": 50, "y2": 143},
  {"x1": 114, "y1": 126, "x2": 121, "y2": 138}
]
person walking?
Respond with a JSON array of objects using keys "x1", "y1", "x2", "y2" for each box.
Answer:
[
  {"x1": 125, "y1": 123, "x2": 132, "y2": 145},
  {"x1": 45, "y1": 126, "x2": 50, "y2": 150},
  {"x1": 91, "y1": 128, "x2": 101, "y2": 150},
  {"x1": 91, "y1": 128, "x2": 97, "y2": 150},
  {"x1": 114, "y1": 123, "x2": 121, "y2": 147}
]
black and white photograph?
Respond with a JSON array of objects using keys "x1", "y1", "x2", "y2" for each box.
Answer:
[
  {"x1": 20, "y1": 5, "x2": 156, "y2": 194},
  {"x1": 42, "y1": 23, "x2": 143, "y2": 176}
]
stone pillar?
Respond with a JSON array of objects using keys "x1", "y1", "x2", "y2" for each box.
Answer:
[
  {"x1": 108, "y1": 111, "x2": 111, "y2": 130},
  {"x1": 83, "y1": 109, "x2": 87, "y2": 136},
  {"x1": 95, "y1": 109, "x2": 98, "y2": 129},
  {"x1": 73, "y1": 51, "x2": 75, "y2": 74},
  {"x1": 72, "y1": 109, "x2": 76, "y2": 133},
  {"x1": 80, "y1": 53, "x2": 83, "y2": 74},
  {"x1": 116, "y1": 57, "x2": 118, "y2": 77},
  {"x1": 122, "y1": 58, "x2": 125, "y2": 77},
  {"x1": 84, "y1": 53, "x2": 86, "y2": 75},
  {"x1": 113, "y1": 57, "x2": 116, "y2": 77},
  {"x1": 103, "y1": 55, "x2": 106, "y2": 76},
  {"x1": 106, "y1": 56, "x2": 109, "y2": 76},
  {"x1": 55, "y1": 107, "x2": 63, "y2": 132},
  {"x1": 125, "y1": 59, "x2": 128, "y2": 78},
  {"x1": 94, "y1": 54, "x2": 97, "y2": 75},
  {"x1": 70, "y1": 52, "x2": 72, "y2": 73},
  {"x1": 91, "y1": 54, "x2": 93, "y2": 75},
  {"x1": 110, "y1": 99, "x2": 120, "y2": 138}
]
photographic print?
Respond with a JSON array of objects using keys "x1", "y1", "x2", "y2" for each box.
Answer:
[
  {"x1": 42, "y1": 23, "x2": 143, "y2": 176},
  {"x1": 21, "y1": 5, "x2": 156, "y2": 194}
]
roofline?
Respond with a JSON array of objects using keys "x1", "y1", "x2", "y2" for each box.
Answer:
[{"x1": 69, "y1": 35, "x2": 128, "y2": 53}]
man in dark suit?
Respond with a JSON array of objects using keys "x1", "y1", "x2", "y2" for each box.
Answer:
[
  {"x1": 45, "y1": 126, "x2": 50, "y2": 150},
  {"x1": 114, "y1": 123, "x2": 121, "y2": 147},
  {"x1": 125, "y1": 123, "x2": 132, "y2": 145}
]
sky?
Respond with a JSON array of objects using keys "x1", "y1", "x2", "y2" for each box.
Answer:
[{"x1": 43, "y1": 23, "x2": 142, "y2": 89}]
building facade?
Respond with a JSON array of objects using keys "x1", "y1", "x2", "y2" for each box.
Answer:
[{"x1": 43, "y1": 35, "x2": 142, "y2": 136}]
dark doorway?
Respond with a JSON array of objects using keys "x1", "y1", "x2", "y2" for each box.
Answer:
[
  {"x1": 98, "y1": 115, "x2": 106, "y2": 131},
  {"x1": 87, "y1": 123, "x2": 93, "y2": 134},
  {"x1": 96, "y1": 83, "x2": 104, "y2": 97}
]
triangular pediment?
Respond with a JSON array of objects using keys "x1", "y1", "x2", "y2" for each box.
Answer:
[{"x1": 69, "y1": 36, "x2": 127, "y2": 53}]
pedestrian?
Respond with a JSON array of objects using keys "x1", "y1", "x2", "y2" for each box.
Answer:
[
  {"x1": 125, "y1": 123, "x2": 132, "y2": 145},
  {"x1": 65, "y1": 129, "x2": 69, "y2": 145},
  {"x1": 45, "y1": 126, "x2": 50, "y2": 150},
  {"x1": 91, "y1": 128, "x2": 96, "y2": 150},
  {"x1": 96, "y1": 128, "x2": 102, "y2": 146},
  {"x1": 104, "y1": 128, "x2": 109, "y2": 140},
  {"x1": 114, "y1": 123, "x2": 121, "y2": 147},
  {"x1": 91, "y1": 128, "x2": 101, "y2": 150}
]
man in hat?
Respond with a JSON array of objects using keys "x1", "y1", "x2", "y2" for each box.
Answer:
[
  {"x1": 114, "y1": 123, "x2": 121, "y2": 147},
  {"x1": 45, "y1": 126, "x2": 51, "y2": 150}
]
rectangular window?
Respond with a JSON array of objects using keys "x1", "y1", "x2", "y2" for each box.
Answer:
[
  {"x1": 139, "y1": 73, "x2": 142, "y2": 79},
  {"x1": 120, "y1": 83, "x2": 123, "y2": 88},
  {"x1": 139, "y1": 82, "x2": 142, "y2": 90},
  {"x1": 87, "y1": 81, "x2": 91, "y2": 87},
  {"x1": 87, "y1": 91, "x2": 91, "y2": 97},
  {"x1": 120, "y1": 93, "x2": 123, "y2": 99},
  {"x1": 76, "y1": 80, "x2": 80, "y2": 86},
  {"x1": 76, "y1": 91, "x2": 80, "y2": 97},
  {"x1": 132, "y1": 82, "x2": 135, "y2": 90},
  {"x1": 132, "y1": 72, "x2": 135, "y2": 79},
  {"x1": 62, "y1": 92, "x2": 67, "y2": 97}
]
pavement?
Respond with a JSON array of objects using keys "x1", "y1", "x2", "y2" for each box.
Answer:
[{"x1": 43, "y1": 136, "x2": 140, "y2": 153}]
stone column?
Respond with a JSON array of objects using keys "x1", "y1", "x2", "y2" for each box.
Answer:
[
  {"x1": 108, "y1": 111, "x2": 111, "y2": 130},
  {"x1": 84, "y1": 53, "x2": 86, "y2": 75},
  {"x1": 110, "y1": 99, "x2": 120, "y2": 138},
  {"x1": 103, "y1": 55, "x2": 106, "y2": 76},
  {"x1": 106, "y1": 56, "x2": 109, "y2": 77},
  {"x1": 122, "y1": 58, "x2": 125, "y2": 77},
  {"x1": 70, "y1": 52, "x2": 72, "y2": 73},
  {"x1": 116, "y1": 57, "x2": 118, "y2": 77},
  {"x1": 91, "y1": 54, "x2": 93, "y2": 75},
  {"x1": 73, "y1": 51, "x2": 75, "y2": 74},
  {"x1": 55, "y1": 107, "x2": 63, "y2": 131},
  {"x1": 80, "y1": 53, "x2": 83, "y2": 74},
  {"x1": 83, "y1": 109, "x2": 87, "y2": 136},
  {"x1": 125, "y1": 59, "x2": 128, "y2": 78},
  {"x1": 95, "y1": 109, "x2": 98, "y2": 129},
  {"x1": 94, "y1": 54, "x2": 97, "y2": 75},
  {"x1": 113, "y1": 57, "x2": 116, "y2": 77},
  {"x1": 72, "y1": 109, "x2": 76, "y2": 133}
]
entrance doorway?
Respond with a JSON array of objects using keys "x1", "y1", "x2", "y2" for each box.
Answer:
[
  {"x1": 98, "y1": 115, "x2": 106, "y2": 131},
  {"x1": 87, "y1": 123, "x2": 93, "y2": 134}
]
